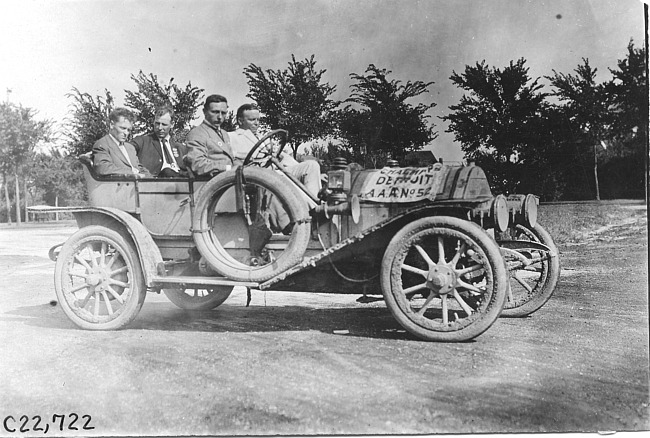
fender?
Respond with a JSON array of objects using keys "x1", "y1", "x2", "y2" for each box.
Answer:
[{"x1": 31, "y1": 205, "x2": 163, "y2": 289}]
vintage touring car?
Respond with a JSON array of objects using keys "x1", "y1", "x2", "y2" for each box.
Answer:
[{"x1": 33, "y1": 130, "x2": 559, "y2": 342}]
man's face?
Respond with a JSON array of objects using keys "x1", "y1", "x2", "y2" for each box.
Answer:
[
  {"x1": 153, "y1": 112, "x2": 172, "y2": 140},
  {"x1": 204, "y1": 102, "x2": 228, "y2": 127},
  {"x1": 238, "y1": 109, "x2": 260, "y2": 134},
  {"x1": 109, "y1": 117, "x2": 132, "y2": 143}
]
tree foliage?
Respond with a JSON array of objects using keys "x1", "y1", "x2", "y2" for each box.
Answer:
[
  {"x1": 546, "y1": 44, "x2": 646, "y2": 200},
  {"x1": 124, "y1": 71, "x2": 204, "y2": 141},
  {"x1": 244, "y1": 55, "x2": 339, "y2": 156},
  {"x1": 545, "y1": 58, "x2": 612, "y2": 199},
  {"x1": 64, "y1": 88, "x2": 114, "y2": 156},
  {"x1": 547, "y1": 58, "x2": 610, "y2": 146},
  {"x1": 602, "y1": 40, "x2": 646, "y2": 198},
  {"x1": 0, "y1": 103, "x2": 51, "y2": 222},
  {"x1": 445, "y1": 44, "x2": 646, "y2": 201},
  {"x1": 0, "y1": 103, "x2": 51, "y2": 170},
  {"x1": 337, "y1": 64, "x2": 437, "y2": 168},
  {"x1": 65, "y1": 73, "x2": 204, "y2": 157},
  {"x1": 605, "y1": 41, "x2": 646, "y2": 155},
  {"x1": 443, "y1": 59, "x2": 546, "y2": 194},
  {"x1": 30, "y1": 149, "x2": 87, "y2": 207}
]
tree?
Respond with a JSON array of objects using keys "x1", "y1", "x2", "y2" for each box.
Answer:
[
  {"x1": 124, "y1": 71, "x2": 204, "y2": 141},
  {"x1": 0, "y1": 103, "x2": 50, "y2": 224},
  {"x1": 443, "y1": 59, "x2": 547, "y2": 194},
  {"x1": 244, "y1": 55, "x2": 339, "y2": 157},
  {"x1": 515, "y1": 104, "x2": 588, "y2": 201},
  {"x1": 606, "y1": 41, "x2": 647, "y2": 142},
  {"x1": 599, "y1": 41, "x2": 646, "y2": 199},
  {"x1": 64, "y1": 88, "x2": 114, "y2": 156},
  {"x1": 31, "y1": 149, "x2": 87, "y2": 210},
  {"x1": 337, "y1": 64, "x2": 437, "y2": 168},
  {"x1": 66, "y1": 73, "x2": 205, "y2": 157},
  {"x1": 547, "y1": 59, "x2": 613, "y2": 200}
]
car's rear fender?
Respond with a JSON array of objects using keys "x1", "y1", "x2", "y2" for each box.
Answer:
[{"x1": 56, "y1": 206, "x2": 163, "y2": 289}]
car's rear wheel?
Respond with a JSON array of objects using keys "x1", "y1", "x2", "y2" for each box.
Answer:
[
  {"x1": 54, "y1": 226, "x2": 146, "y2": 330},
  {"x1": 164, "y1": 286, "x2": 233, "y2": 310},
  {"x1": 501, "y1": 223, "x2": 560, "y2": 317},
  {"x1": 162, "y1": 263, "x2": 233, "y2": 310},
  {"x1": 381, "y1": 216, "x2": 507, "y2": 342},
  {"x1": 192, "y1": 166, "x2": 311, "y2": 282}
]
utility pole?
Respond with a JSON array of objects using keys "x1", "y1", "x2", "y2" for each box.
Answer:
[{"x1": 5, "y1": 88, "x2": 12, "y2": 103}]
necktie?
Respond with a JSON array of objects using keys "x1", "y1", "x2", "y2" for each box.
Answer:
[
  {"x1": 161, "y1": 139, "x2": 173, "y2": 165},
  {"x1": 119, "y1": 143, "x2": 138, "y2": 173},
  {"x1": 161, "y1": 139, "x2": 179, "y2": 171}
]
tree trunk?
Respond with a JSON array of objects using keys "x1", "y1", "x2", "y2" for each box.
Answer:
[
  {"x1": 14, "y1": 170, "x2": 21, "y2": 226},
  {"x1": 23, "y1": 176, "x2": 29, "y2": 223},
  {"x1": 2, "y1": 172, "x2": 11, "y2": 224},
  {"x1": 55, "y1": 195, "x2": 59, "y2": 221},
  {"x1": 594, "y1": 144, "x2": 601, "y2": 201}
]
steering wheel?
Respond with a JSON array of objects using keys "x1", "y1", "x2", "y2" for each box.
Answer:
[{"x1": 243, "y1": 129, "x2": 289, "y2": 167}]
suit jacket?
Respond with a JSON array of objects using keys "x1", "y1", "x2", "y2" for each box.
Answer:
[
  {"x1": 185, "y1": 121, "x2": 234, "y2": 176},
  {"x1": 92, "y1": 134, "x2": 151, "y2": 177},
  {"x1": 130, "y1": 132, "x2": 187, "y2": 176}
]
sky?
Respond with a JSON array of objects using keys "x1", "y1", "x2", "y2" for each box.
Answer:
[{"x1": 0, "y1": 0, "x2": 645, "y2": 162}]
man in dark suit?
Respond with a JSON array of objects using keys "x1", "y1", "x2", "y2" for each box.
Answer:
[
  {"x1": 131, "y1": 105, "x2": 187, "y2": 178},
  {"x1": 92, "y1": 108, "x2": 151, "y2": 177}
]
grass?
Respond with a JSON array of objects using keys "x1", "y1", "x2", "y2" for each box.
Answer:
[{"x1": 537, "y1": 201, "x2": 646, "y2": 244}]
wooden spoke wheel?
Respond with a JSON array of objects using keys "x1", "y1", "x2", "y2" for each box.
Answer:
[
  {"x1": 501, "y1": 223, "x2": 560, "y2": 317},
  {"x1": 163, "y1": 286, "x2": 233, "y2": 311},
  {"x1": 381, "y1": 216, "x2": 508, "y2": 342},
  {"x1": 54, "y1": 226, "x2": 146, "y2": 330},
  {"x1": 163, "y1": 264, "x2": 233, "y2": 311}
]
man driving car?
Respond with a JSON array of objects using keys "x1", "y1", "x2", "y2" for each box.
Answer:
[{"x1": 229, "y1": 103, "x2": 321, "y2": 197}]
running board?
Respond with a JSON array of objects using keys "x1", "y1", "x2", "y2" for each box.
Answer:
[{"x1": 151, "y1": 275, "x2": 259, "y2": 289}]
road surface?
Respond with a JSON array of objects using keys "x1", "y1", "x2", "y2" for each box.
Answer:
[{"x1": 0, "y1": 218, "x2": 647, "y2": 436}]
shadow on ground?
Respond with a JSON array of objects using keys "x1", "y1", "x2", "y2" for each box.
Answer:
[{"x1": 3, "y1": 301, "x2": 425, "y2": 341}]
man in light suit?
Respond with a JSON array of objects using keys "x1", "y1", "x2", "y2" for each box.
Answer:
[
  {"x1": 230, "y1": 103, "x2": 321, "y2": 197},
  {"x1": 92, "y1": 108, "x2": 151, "y2": 177},
  {"x1": 185, "y1": 94, "x2": 234, "y2": 177},
  {"x1": 131, "y1": 105, "x2": 187, "y2": 178}
]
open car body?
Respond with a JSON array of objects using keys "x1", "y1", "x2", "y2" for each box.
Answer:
[{"x1": 33, "y1": 132, "x2": 559, "y2": 341}]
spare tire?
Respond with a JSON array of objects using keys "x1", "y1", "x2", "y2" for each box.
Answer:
[{"x1": 192, "y1": 166, "x2": 311, "y2": 282}]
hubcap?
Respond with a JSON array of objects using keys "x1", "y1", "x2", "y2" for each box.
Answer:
[
  {"x1": 397, "y1": 235, "x2": 489, "y2": 324},
  {"x1": 86, "y1": 266, "x2": 110, "y2": 290},
  {"x1": 426, "y1": 265, "x2": 456, "y2": 294}
]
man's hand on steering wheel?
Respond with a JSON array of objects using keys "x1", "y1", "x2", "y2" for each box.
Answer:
[{"x1": 243, "y1": 129, "x2": 289, "y2": 167}]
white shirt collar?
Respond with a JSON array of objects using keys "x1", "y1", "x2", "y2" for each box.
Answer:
[{"x1": 109, "y1": 133, "x2": 122, "y2": 146}]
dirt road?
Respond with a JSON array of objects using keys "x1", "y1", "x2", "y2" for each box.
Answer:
[{"x1": 0, "y1": 220, "x2": 648, "y2": 435}]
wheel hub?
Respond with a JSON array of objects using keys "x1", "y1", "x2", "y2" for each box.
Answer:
[
  {"x1": 86, "y1": 266, "x2": 110, "y2": 290},
  {"x1": 426, "y1": 265, "x2": 456, "y2": 294}
]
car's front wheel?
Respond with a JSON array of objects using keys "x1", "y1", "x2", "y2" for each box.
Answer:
[{"x1": 381, "y1": 216, "x2": 508, "y2": 342}]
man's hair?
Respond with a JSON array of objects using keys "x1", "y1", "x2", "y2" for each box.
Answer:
[
  {"x1": 154, "y1": 105, "x2": 175, "y2": 120},
  {"x1": 109, "y1": 107, "x2": 134, "y2": 123},
  {"x1": 203, "y1": 94, "x2": 228, "y2": 110},
  {"x1": 236, "y1": 103, "x2": 259, "y2": 121}
]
